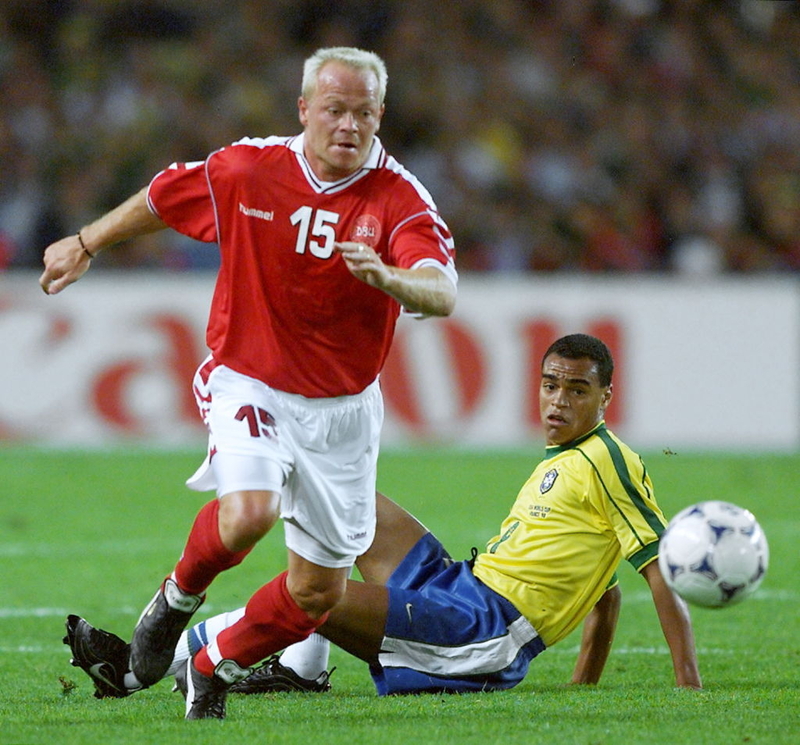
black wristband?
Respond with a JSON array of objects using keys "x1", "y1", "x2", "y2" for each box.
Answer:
[{"x1": 77, "y1": 231, "x2": 95, "y2": 259}]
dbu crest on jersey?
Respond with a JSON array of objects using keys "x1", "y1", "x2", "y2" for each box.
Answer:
[
  {"x1": 351, "y1": 214, "x2": 381, "y2": 247},
  {"x1": 540, "y1": 468, "x2": 558, "y2": 494}
]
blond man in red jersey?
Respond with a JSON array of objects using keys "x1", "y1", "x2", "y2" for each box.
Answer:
[{"x1": 41, "y1": 47, "x2": 456, "y2": 720}]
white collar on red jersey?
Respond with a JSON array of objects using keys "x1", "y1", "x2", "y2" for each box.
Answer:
[{"x1": 288, "y1": 133, "x2": 386, "y2": 194}]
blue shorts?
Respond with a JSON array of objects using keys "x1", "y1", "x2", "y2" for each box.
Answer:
[{"x1": 370, "y1": 533, "x2": 546, "y2": 695}]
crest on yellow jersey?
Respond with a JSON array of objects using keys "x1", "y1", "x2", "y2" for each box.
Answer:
[{"x1": 540, "y1": 468, "x2": 558, "y2": 494}]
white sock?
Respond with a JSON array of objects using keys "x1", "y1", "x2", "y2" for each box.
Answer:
[
  {"x1": 166, "y1": 607, "x2": 246, "y2": 676},
  {"x1": 278, "y1": 633, "x2": 330, "y2": 680},
  {"x1": 123, "y1": 671, "x2": 143, "y2": 690}
]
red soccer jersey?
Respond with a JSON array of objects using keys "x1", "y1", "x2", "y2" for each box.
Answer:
[{"x1": 147, "y1": 134, "x2": 457, "y2": 397}]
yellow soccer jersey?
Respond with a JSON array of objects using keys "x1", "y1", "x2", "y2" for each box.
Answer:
[{"x1": 473, "y1": 422, "x2": 666, "y2": 647}]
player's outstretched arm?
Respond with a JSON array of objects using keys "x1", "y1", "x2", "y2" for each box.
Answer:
[
  {"x1": 641, "y1": 561, "x2": 703, "y2": 689},
  {"x1": 570, "y1": 584, "x2": 621, "y2": 685},
  {"x1": 334, "y1": 241, "x2": 456, "y2": 317},
  {"x1": 39, "y1": 187, "x2": 166, "y2": 295}
]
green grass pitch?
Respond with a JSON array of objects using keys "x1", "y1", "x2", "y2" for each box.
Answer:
[{"x1": 0, "y1": 446, "x2": 797, "y2": 744}]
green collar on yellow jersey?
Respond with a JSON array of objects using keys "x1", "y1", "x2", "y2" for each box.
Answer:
[{"x1": 543, "y1": 421, "x2": 607, "y2": 459}]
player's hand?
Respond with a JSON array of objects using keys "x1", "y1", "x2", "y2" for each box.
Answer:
[
  {"x1": 335, "y1": 241, "x2": 389, "y2": 288},
  {"x1": 39, "y1": 235, "x2": 92, "y2": 295}
]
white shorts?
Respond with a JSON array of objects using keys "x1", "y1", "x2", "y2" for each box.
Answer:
[{"x1": 186, "y1": 356, "x2": 383, "y2": 568}]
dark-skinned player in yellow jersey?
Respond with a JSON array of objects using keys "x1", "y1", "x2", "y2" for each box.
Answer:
[{"x1": 65, "y1": 334, "x2": 701, "y2": 716}]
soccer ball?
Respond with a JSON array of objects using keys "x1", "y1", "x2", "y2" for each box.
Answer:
[{"x1": 658, "y1": 500, "x2": 769, "y2": 608}]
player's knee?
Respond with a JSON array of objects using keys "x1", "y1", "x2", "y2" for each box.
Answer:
[{"x1": 219, "y1": 491, "x2": 280, "y2": 551}]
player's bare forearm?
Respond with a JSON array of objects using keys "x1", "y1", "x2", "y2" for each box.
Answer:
[
  {"x1": 79, "y1": 188, "x2": 165, "y2": 255},
  {"x1": 39, "y1": 187, "x2": 166, "y2": 295},
  {"x1": 570, "y1": 584, "x2": 621, "y2": 685},
  {"x1": 378, "y1": 265, "x2": 456, "y2": 316},
  {"x1": 642, "y1": 561, "x2": 703, "y2": 689},
  {"x1": 335, "y1": 242, "x2": 456, "y2": 316}
]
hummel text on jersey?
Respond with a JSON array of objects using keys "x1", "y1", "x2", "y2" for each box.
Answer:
[{"x1": 239, "y1": 202, "x2": 274, "y2": 221}]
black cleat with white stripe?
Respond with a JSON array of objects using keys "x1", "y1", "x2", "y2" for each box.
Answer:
[{"x1": 63, "y1": 614, "x2": 134, "y2": 699}]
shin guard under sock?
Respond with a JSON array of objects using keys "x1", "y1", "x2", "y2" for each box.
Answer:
[
  {"x1": 194, "y1": 571, "x2": 327, "y2": 674},
  {"x1": 173, "y1": 499, "x2": 253, "y2": 595}
]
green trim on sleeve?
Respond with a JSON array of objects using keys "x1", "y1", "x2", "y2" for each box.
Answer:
[
  {"x1": 596, "y1": 429, "x2": 665, "y2": 536},
  {"x1": 629, "y1": 541, "x2": 660, "y2": 571}
]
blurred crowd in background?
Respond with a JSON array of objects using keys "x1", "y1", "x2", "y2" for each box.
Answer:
[{"x1": 2, "y1": 0, "x2": 800, "y2": 274}]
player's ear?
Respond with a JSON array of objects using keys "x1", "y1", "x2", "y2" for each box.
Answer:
[
  {"x1": 298, "y1": 97, "x2": 308, "y2": 127},
  {"x1": 601, "y1": 384, "x2": 613, "y2": 412}
]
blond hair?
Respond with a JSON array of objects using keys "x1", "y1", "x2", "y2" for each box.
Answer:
[{"x1": 301, "y1": 47, "x2": 388, "y2": 104}]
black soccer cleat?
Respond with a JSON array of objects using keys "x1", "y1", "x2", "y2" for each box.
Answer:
[
  {"x1": 129, "y1": 578, "x2": 203, "y2": 688},
  {"x1": 184, "y1": 658, "x2": 250, "y2": 720},
  {"x1": 185, "y1": 659, "x2": 228, "y2": 720},
  {"x1": 63, "y1": 614, "x2": 133, "y2": 699},
  {"x1": 228, "y1": 654, "x2": 335, "y2": 694}
]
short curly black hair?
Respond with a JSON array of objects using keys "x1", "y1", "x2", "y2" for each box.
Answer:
[{"x1": 542, "y1": 334, "x2": 614, "y2": 387}]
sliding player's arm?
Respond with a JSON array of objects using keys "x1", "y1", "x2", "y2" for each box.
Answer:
[{"x1": 570, "y1": 584, "x2": 622, "y2": 685}]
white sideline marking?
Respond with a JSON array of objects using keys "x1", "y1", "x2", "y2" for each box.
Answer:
[
  {"x1": 0, "y1": 604, "x2": 223, "y2": 619},
  {"x1": 0, "y1": 539, "x2": 166, "y2": 557},
  {"x1": 625, "y1": 589, "x2": 795, "y2": 603},
  {"x1": 0, "y1": 645, "x2": 57, "y2": 653},
  {"x1": 0, "y1": 607, "x2": 68, "y2": 618},
  {"x1": 553, "y1": 645, "x2": 734, "y2": 656}
]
